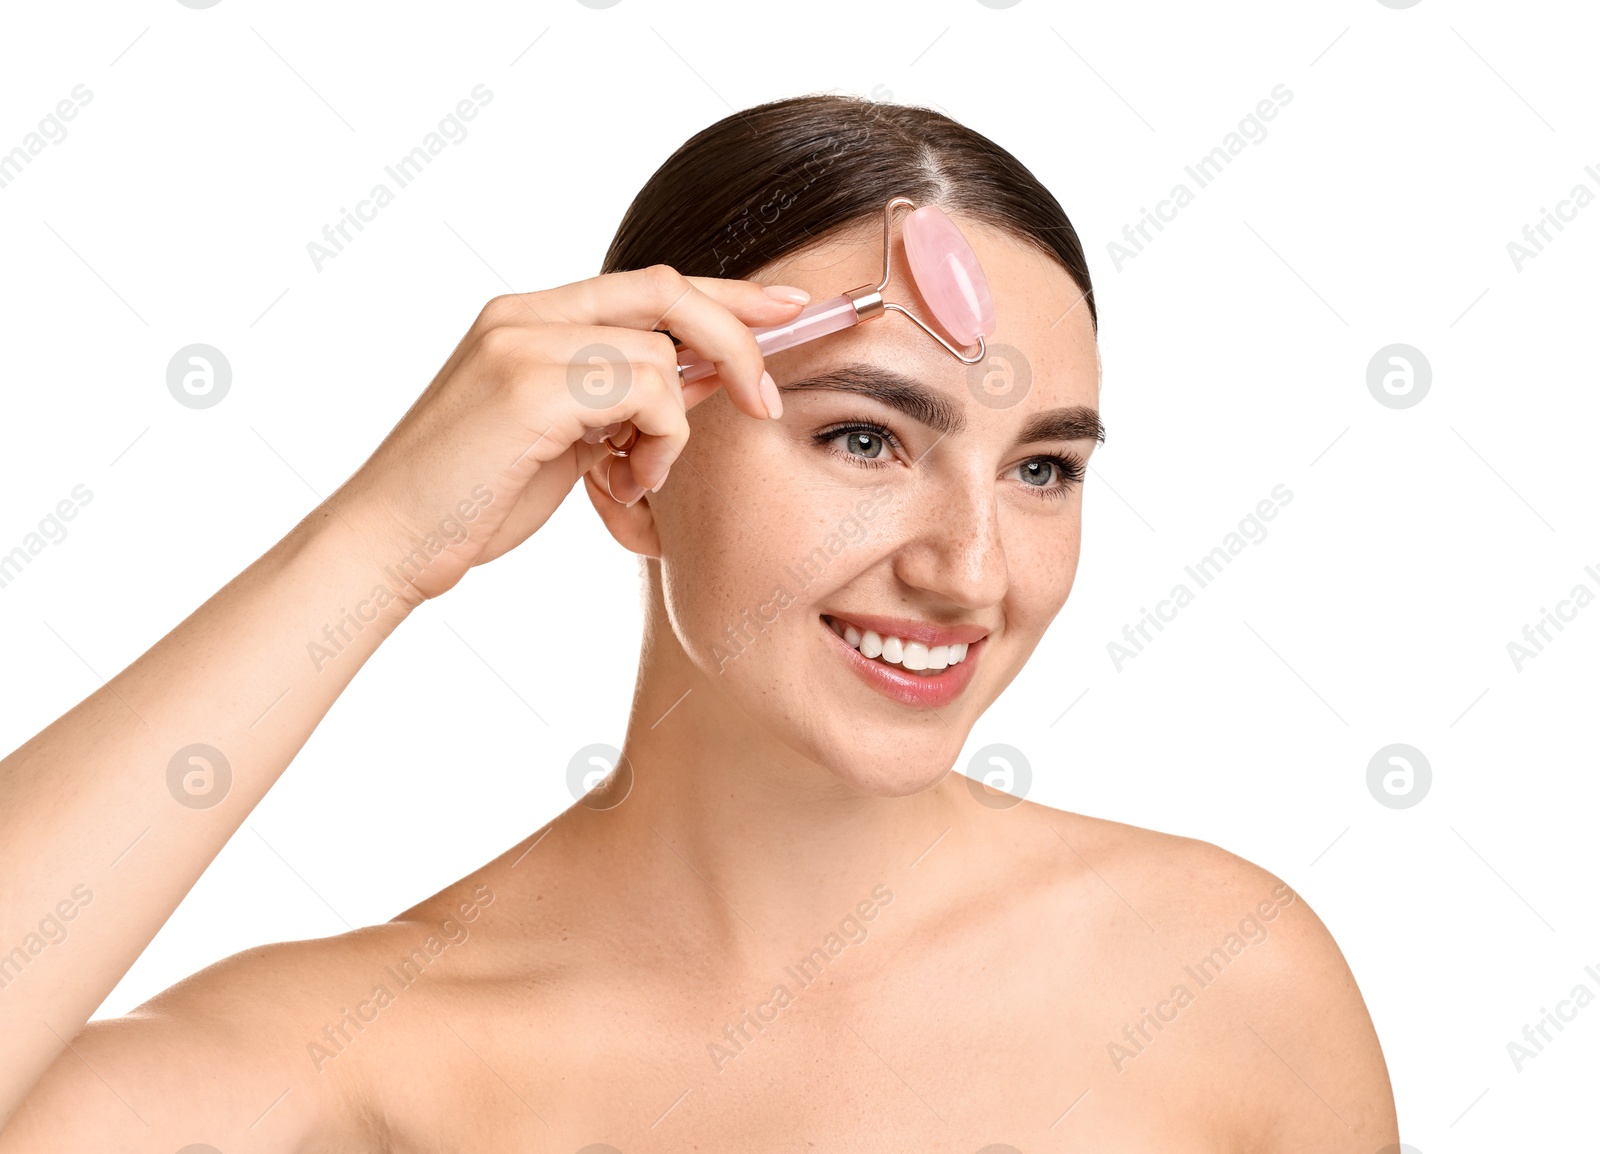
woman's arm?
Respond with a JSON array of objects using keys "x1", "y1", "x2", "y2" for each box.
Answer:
[
  {"x1": 0, "y1": 269, "x2": 804, "y2": 1134},
  {"x1": 0, "y1": 501, "x2": 413, "y2": 1126}
]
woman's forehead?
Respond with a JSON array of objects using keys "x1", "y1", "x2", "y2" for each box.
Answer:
[
  {"x1": 750, "y1": 233, "x2": 1098, "y2": 419},
  {"x1": 753, "y1": 217, "x2": 1093, "y2": 348}
]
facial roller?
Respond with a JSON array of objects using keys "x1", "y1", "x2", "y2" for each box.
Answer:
[
  {"x1": 675, "y1": 195, "x2": 996, "y2": 384},
  {"x1": 587, "y1": 196, "x2": 997, "y2": 460}
]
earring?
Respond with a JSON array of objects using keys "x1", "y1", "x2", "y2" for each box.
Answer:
[
  {"x1": 602, "y1": 446, "x2": 648, "y2": 507},
  {"x1": 603, "y1": 422, "x2": 640, "y2": 457}
]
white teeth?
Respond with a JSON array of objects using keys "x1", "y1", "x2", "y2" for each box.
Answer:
[{"x1": 826, "y1": 618, "x2": 972, "y2": 672}]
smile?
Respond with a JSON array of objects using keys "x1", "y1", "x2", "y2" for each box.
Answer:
[
  {"x1": 819, "y1": 613, "x2": 986, "y2": 708},
  {"x1": 823, "y1": 615, "x2": 970, "y2": 671}
]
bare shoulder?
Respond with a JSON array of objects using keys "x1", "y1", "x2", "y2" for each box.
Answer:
[
  {"x1": 0, "y1": 914, "x2": 470, "y2": 1154},
  {"x1": 1020, "y1": 802, "x2": 1400, "y2": 1152},
  {"x1": 1026, "y1": 803, "x2": 1303, "y2": 930}
]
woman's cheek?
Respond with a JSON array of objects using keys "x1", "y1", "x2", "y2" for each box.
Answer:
[
  {"x1": 1003, "y1": 509, "x2": 1083, "y2": 620},
  {"x1": 656, "y1": 491, "x2": 781, "y2": 668}
]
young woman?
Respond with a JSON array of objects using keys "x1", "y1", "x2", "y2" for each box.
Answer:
[{"x1": 0, "y1": 94, "x2": 1398, "y2": 1151}]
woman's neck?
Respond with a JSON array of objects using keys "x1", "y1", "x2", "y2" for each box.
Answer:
[{"x1": 567, "y1": 619, "x2": 979, "y2": 972}]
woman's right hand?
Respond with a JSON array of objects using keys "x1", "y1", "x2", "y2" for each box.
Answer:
[
  {"x1": 0, "y1": 264, "x2": 816, "y2": 1137},
  {"x1": 333, "y1": 265, "x2": 809, "y2": 605}
]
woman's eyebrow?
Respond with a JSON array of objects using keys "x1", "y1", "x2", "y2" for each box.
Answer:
[
  {"x1": 1018, "y1": 407, "x2": 1107, "y2": 446},
  {"x1": 779, "y1": 362, "x2": 1106, "y2": 445}
]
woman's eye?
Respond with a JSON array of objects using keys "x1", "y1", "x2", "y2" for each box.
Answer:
[
  {"x1": 813, "y1": 422, "x2": 1085, "y2": 499},
  {"x1": 837, "y1": 429, "x2": 889, "y2": 460},
  {"x1": 1020, "y1": 460, "x2": 1061, "y2": 487},
  {"x1": 1016, "y1": 455, "x2": 1087, "y2": 496}
]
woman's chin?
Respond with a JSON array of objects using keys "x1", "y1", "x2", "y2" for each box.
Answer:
[{"x1": 824, "y1": 757, "x2": 955, "y2": 799}]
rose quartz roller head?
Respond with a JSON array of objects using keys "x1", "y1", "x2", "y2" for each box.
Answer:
[{"x1": 674, "y1": 196, "x2": 996, "y2": 384}]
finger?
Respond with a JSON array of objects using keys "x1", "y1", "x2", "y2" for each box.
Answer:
[
  {"x1": 562, "y1": 339, "x2": 749, "y2": 431},
  {"x1": 536, "y1": 266, "x2": 810, "y2": 330},
  {"x1": 533, "y1": 266, "x2": 808, "y2": 420},
  {"x1": 600, "y1": 362, "x2": 686, "y2": 496},
  {"x1": 545, "y1": 328, "x2": 676, "y2": 462},
  {"x1": 580, "y1": 420, "x2": 627, "y2": 446},
  {"x1": 678, "y1": 273, "x2": 812, "y2": 321},
  {"x1": 555, "y1": 330, "x2": 684, "y2": 459}
]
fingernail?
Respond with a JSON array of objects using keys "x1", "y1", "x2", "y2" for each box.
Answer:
[
  {"x1": 649, "y1": 465, "x2": 672, "y2": 493},
  {"x1": 763, "y1": 284, "x2": 810, "y2": 305},
  {"x1": 759, "y1": 370, "x2": 783, "y2": 419}
]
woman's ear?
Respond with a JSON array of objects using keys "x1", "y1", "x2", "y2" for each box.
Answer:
[{"x1": 581, "y1": 457, "x2": 663, "y2": 558}]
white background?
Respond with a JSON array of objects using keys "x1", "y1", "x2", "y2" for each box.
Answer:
[{"x1": 1, "y1": 0, "x2": 1595, "y2": 1148}]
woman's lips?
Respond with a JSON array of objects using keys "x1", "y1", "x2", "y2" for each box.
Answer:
[{"x1": 819, "y1": 614, "x2": 984, "y2": 709}]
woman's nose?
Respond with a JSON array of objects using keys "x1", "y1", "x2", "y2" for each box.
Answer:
[{"x1": 890, "y1": 473, "x2": 1009, "y2": 608}]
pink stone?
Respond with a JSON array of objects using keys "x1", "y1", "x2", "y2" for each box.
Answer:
[{"x1": 901, "y1": 205, "x2": 996, "y2": 345}]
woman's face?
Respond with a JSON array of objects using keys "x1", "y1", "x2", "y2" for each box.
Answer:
[{"x1": 642, "y1": 214, "x2": 1102, "y2": 797}]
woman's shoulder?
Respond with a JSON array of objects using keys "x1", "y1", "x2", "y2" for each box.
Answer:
[
  {"x1": 1015, "y1": 800, "x2": 1354, "y2": 996},
  {"x1": 1012, "y1": 801, "x2": 1399, "y2": 1148},
  {"x1": 1, "y1": 918, "x2": 438, "y2": 1152},
  {"x1": 2, "y1": 838, "x2": 567, "y2": 1153},
  {"x1": 1019, "y1": 802, "x2": 1299, "y2": 922}
]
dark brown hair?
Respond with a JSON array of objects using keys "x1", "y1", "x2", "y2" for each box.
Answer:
[{"x1": 601, "y1": 93, "x2": 1097, "y2": 334}]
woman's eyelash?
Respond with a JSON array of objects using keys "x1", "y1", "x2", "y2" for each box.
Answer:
[{"x1": 810, "y1": 419, "x2": 1086, "y2": 498}]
